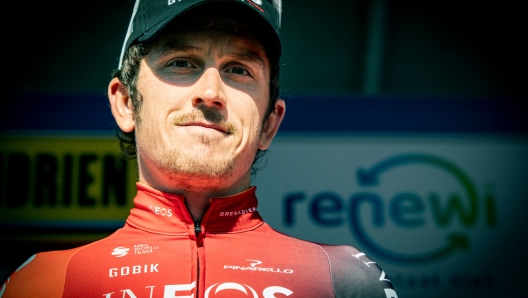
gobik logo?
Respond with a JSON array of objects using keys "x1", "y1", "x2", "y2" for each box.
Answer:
[{"x1": 284, "y1": 153, "x2": 497, "y2": 264}]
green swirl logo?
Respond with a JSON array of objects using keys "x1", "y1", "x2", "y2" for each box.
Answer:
[{"x1": 350, "y1": 153, "x2": 496, "y2": 263}]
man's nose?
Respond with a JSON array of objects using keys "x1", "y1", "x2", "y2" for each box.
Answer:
[{"x1": 192, "y1": 67, "x2": 226, "y2": 109}]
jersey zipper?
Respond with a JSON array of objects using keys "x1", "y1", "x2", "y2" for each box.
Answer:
[
  {"x1": 194, "y1": 220, "x2": 204, "y2": 297},
  {"x1": 195, "y1": 220, "x2": 202, "y2": 235}
]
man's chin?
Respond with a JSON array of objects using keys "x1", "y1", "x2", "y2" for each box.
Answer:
[
  {"x1": 159, "y1": 154, "x2": 235, "y2": 180},
  {"x1": 177, "y1": 130, "x2": 232, "y2": 149}
]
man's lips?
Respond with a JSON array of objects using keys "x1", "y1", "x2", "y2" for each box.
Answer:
[
  {"x1": 172, "y1": 109, "x2": 237, "y2": 135},
  {"x1": 178, "y1": 122, "x2": 230, "y2": 134}
]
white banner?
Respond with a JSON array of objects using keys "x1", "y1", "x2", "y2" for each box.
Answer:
[{"x1": 253, "y1": 134, "x2": 528, "y2": 298}]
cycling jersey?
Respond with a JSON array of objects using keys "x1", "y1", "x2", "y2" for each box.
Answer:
[{"x1": 1, "y1": 183, "x2": 397, "y2": 298}]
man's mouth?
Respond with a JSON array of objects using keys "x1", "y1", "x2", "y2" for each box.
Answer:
[
  {"x1": 173, "y1": 110, "x2": 236, "y2": 135},
  {"x1": 179, "y1": 122, "x2": 231, "y2": 134}
]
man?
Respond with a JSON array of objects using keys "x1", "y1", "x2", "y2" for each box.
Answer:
[{"x1": 1, "y1": 0, "x2": 397, "y2": 297}]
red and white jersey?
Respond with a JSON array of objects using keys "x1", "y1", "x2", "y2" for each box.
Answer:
[{"x1": 1, "y1": 183, "x2": 397, "y2": 298}]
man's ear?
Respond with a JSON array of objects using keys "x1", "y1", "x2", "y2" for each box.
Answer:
[
  {"x1": 259, "y1": 99, "x2": 286, "y2": 150},
  {"x1": 108, "y1": 77, "x2": 135, "y2": 132}
]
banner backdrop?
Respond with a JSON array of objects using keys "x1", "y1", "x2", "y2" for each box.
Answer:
[
  {"x1": 1, "y1": 94, "x2": 527, "y2": 297},
  {"x1": 0, "y1": 136, "x2": 136, "y2": 244},
  {"x1": 253, "y1": 134, "x2": 528, "y2": 298}
]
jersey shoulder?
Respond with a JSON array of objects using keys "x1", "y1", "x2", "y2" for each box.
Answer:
[
  {"x1": 1, "y1": 246, "x2": 83, "y2": 298},
  {"x1": 317, "y1": 244, "x2": 398, "y2": 298},
  {"x1": 1, "y1": 230, "x2": 122, "y2": 298},
  {"x1": 261, "y1": 224, "x2": 398, "y2": 297}
]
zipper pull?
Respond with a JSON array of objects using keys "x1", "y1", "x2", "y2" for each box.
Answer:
[{"x1": 194, "y1": 220, "x2": 202, "y2": 236}]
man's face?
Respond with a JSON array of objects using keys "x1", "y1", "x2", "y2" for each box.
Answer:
[{"x1": 132, "y1": 27, "x2": 273, "y2": 193}]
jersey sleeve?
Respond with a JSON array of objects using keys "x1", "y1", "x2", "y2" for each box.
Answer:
[
  {"x1": 318, "y1": 244, "x2": 398, "y2": 298},
  {"x1": 1, "y1": 249, "x2": 77, "y2": 298}
]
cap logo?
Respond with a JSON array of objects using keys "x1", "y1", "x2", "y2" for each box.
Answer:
[
  {"x1": 251, "y1": 0, "x2": 263, "y2": 5},
  {"x1": 168, "y1": 0, "x2": 176, "y2": 5}
]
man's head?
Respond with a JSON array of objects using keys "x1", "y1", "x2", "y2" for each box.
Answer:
[{"x1": 108, "y1": 0, "x2": 285, "y2": 194}]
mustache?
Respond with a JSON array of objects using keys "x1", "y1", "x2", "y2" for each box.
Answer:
[{"x1": 173, "y1": 107, "x2": 236, "y2": 135}]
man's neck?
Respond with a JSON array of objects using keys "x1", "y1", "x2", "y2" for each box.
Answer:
[
  {"x1": 181, "y1": 190, "x2": 216, "y2": 221},
  {"x1": 136, "y1": 156, "x2": 253, "y2": 220}
]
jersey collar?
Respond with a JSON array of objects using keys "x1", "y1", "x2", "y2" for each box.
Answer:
[{"x1": 125, "y1": 183, "x2": 263, "y2": 235}]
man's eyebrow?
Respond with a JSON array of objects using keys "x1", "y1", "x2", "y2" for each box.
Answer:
[
  {"x1": 155, "y1": 41, "x2": 200, "y2": 56},
  {"x1": 224, "y1": 51, "x2": 267, "y2": 68},
  {"x1": 153, "y1": 41, "x2": 267, "y2": 68}
]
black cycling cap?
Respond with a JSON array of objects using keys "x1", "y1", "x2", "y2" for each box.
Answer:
[{"x1": 118, "y1": 0, "x2": 282, "y2": 69}]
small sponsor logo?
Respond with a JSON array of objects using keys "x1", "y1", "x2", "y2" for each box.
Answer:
[
  {"x1": 109, "y1": 264, "x2": 159, "y2": 277},
  {"x1": 224, "y1": 259, "x2": 293, "y2": 274},
  {"x1": 148, "y1": 205, "x2": 173, "y2": 217},
  {"x1": 111, "y1": 246, "x2": 130, "y2": 257},
  {"x1": 351, "y1": 252, "x2": 377, "y2": 268},
  {"x1": 219, "y1": 207, "x2": 256, "y2": 217},
  {"x1": 250, "y1": 0, "x2": 263, "y2": 5},
  {"x1": 134, "y1": 244, "x2": 159, "y2": 255},
  {"x1": 168, "y1": 0, "x2": 176, "y2": 5}
]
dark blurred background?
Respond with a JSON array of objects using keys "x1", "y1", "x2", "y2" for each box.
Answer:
[
  {"x1": 1, "y1": 1, "x2": 526, "y2": 297},
  {"x1": 2, "y1": 0, "x2": 526, "y2": 97}
]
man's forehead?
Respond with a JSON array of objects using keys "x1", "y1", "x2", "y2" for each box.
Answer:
[{"x1": 153, "y1": 29, "x2": 269, "y2": 65}]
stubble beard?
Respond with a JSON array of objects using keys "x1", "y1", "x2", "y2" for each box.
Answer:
[
  {"x1": 158, "y1": 143, "x2": 236, "y2": 185},
  {"x1": 137, "y1": 107, "x2": 248, "y2": 189}
]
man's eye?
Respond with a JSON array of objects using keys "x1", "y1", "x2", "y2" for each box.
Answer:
[
  {"x1": 169, "y1": 60, "x2": 193, "y2": 68},
  {"x1": 227, "y1": 66, "x2": 249, "y2": 75}
]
